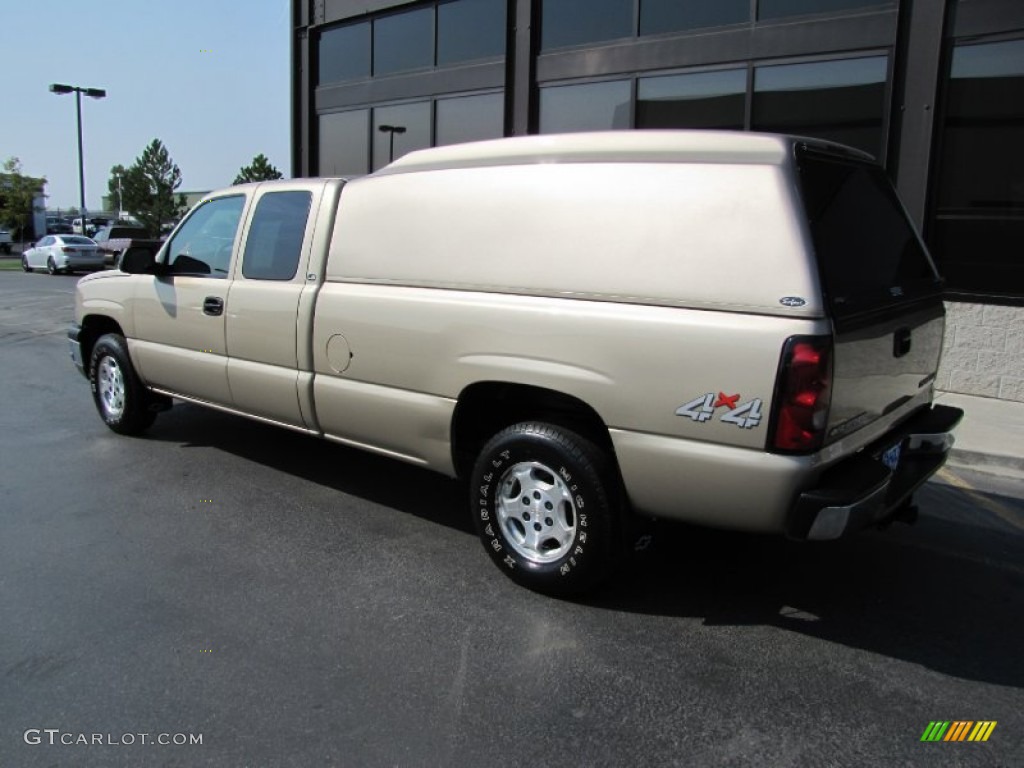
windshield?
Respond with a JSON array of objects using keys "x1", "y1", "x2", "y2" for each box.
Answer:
[{"x1": 796, "y1": 147, "x2": 942, "y2": 318}]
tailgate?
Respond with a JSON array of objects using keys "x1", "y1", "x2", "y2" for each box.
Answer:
[
  {"x1": 827, "y1": 299, "x2": 944, "y2": 443},
  {"x1": 795, "y1": 145, "x2": 946, "y2": 444}
]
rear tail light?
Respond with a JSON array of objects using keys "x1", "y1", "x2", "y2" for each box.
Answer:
[
  {"x1": 768, "y1": 335, "x2": 833, "y2": 453},
  {"x1": 61, "y1": 246, "x2": 76, "y2": 253}
]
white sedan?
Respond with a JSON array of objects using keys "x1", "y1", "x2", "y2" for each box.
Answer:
[{"x1": 22, "y1": 235, "x2": 104, "y2": 275}]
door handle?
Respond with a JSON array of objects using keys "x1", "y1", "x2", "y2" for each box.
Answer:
[
  {"x1": 893, "y1": 327, "x2": 912, "y2": 358},
  {"x1": 203, "y1": 296, "x2": 224, "y2": 316}
]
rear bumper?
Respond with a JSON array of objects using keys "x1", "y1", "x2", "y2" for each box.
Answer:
[
  {"x1": 786, "y1": 404, "x2": 964, "y2": 540},
  {"x1": 63, "y1": 256, "x2": 105, "y2": 271}
]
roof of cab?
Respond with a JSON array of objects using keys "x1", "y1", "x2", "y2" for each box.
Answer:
[{"x1": 374, "y1": 131, "x2": 806, "y2": 177}]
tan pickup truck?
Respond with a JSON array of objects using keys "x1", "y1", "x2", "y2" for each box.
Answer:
[{"x1": 69, "y1": 131, "x2": 962, "y2": 594}]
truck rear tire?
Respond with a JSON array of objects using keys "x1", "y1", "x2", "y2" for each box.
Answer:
[
  {"x1": 89, "y1": 333, "x2": 157, "y2": 435},
  {"x1": 470, "y1": 422, "x2": 616, "y2": 596}
]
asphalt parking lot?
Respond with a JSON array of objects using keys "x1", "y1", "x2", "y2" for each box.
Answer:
[{"x1": 1, "y1": 270, "x2": 1022, "y2": 767}]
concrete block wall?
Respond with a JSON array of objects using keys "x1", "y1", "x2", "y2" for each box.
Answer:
[{"x1": 938, "y1": 302, "x2": 1024, "y2": 403}]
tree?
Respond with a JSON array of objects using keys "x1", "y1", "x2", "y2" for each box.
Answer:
[
  {"x1": 0, "y1": 157, "x2": 46, "y2": 240},
  {"x1": 121, "y1": 140, "x2": 188, "y2": 237},
  {"x1": 106, "y1": 164, "x2": 128, "y2": 216},
  {"x1": 233, "y1": 153, "x2": 283, "y2": 185}
]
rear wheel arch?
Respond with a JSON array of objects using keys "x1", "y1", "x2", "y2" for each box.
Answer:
[{"x1": 451, "y1": 381, "x2": 618, "y2": 481}]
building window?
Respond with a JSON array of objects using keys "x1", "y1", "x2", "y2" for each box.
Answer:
[
  {"x1": 541, "y1": 0, "x2": 633, "y2": 51},
  {"x1": 752, "y1": 56, "x2": 888, "y2": 158},
  {"x1": 539, "y1": 80, "x2": 632, "y2": 133},
  {"x1": 639, "y1": 0, "x2": 749, "y2": 36},
  {"x1": 637, "y1": 69, "x2": 746, "y2": 129},
  {"x1": 373, "y1": 102, "x2": 432, "y2": 169},
  {"x1": 436, "y1": 92, "x2": 505, "y2": 145},
  {"x1": 373, "y1": 6, "x2": 434, "y2": 76},
  {"x1": 319, "y1": 110, "x2": 370, "y2": 176},
  {"x1": 318, "y1": 22, "x2": 370, "y2": 84},
  {"x1": 438, "y1": 0, "x2": 506, "y2": 65},
  {"x1": 932, "y1": 38, "x2": 1024, "y2": 299},
  {"x1": 757, "y1": 0, "x2": 893, "y2": 21}
]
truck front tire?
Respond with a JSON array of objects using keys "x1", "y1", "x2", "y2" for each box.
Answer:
[
  {"x1": 471, "y1": 422, "x2": 616, "y2": 596},
  {"x1": 89, "y1": 334, "x2": 157, "y2": 435}
]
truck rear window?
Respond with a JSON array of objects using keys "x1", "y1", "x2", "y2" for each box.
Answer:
[{"x1": 796, "y1": 147, "x2": 941, "y2": 317}]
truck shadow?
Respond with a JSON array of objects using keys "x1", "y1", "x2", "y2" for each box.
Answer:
[
  {"x1": 148, "y1": 403, "x2": 1022, "y2": 689},
  {"x1": 595, "y1": 481, "x2": 1024, "y2": 689},
  {"x1": 147, "y1": 402, "x2": 473, "y2": 535}
]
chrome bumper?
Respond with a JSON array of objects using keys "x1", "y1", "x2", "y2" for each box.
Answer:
[
  {"x1": 68, "y1": 324, "x2": 86, "y2": 377},
  {"x1": 788, "y1": 404, "x2": 964, "y2": 541}
]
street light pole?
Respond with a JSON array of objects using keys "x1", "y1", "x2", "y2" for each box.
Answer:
[
  {"x1": 50, "y1": 83, "x2": 106, "y2": 229},
  {"x1": 74, "y1": 89, "x2": 85, "y2": 222},
  {"x1": 378, "y1": 124, "x2": 407, "y2": 164}
]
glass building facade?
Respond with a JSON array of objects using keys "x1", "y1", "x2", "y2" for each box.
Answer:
[{"x1": 296, "y1": 0, "x2": 1024, "y2": 313}]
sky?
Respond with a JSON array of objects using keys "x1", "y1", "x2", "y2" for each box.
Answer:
[{"x1": 2, "y1": 0, "x2": 290, "y2": 212}]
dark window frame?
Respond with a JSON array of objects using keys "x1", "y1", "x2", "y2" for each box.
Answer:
[
  {"x1": 538, "y1": 0, "x2": 895, "y2": 52},
  {"x1": 372, "y1": 3, "x2": 437, "y2": 77},
  {"x1": 638, "y1": 0, "x2": 753, "y2": 38},
  {"x1": 372, "y1": 98, "x2": 435, "y2": 170},
  {"x1": 316, "y1": 20, "x2": 372, "y2": 86},
  {"x1": 317, "y1": 108, "x2": 372, "y2": 177},
  {"x1": 752, "y1": 50, "x2": 894, "y2": 162},
  {"x1": 756, "y1": 0, "x2": 896, "y2": 24},
  {"x1": 539, "y1": 0, "x2": 635, "y2": 52},
  {"x1": 317, "y1": 1, "x2": 508, "y2": 86},
  {"x1": 636, "y1": 64, "x2": 752, "y2": 131},
  {"x1": 434, "y1": 88, "x2": 507, "y2": 145},
  {"x1": 436, "y1": 0, "x2": 508, "y2": 67},
  {"x1": 538, "y1": 76, "x2": 634, "y2": 133},
  {"x1": 538, "y1": 49, "x2": 893, "y2": 160},
  {"x1": 317, "y1": 87, "x2": 506, "y2": 174},
  {"x1": 927, "y1": 30, "x2": 1024, "y2": 304}
]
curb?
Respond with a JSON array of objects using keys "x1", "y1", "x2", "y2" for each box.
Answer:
[{"x1": 947, "y1": 447, "x2": 1024, "y2": 481}]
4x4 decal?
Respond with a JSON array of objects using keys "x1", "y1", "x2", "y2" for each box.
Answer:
[{"x1": 676, "y1": 392, "x2": 763, "y2": 429}]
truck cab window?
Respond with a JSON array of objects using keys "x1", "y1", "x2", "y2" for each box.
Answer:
[
  {"x1": 241, "y1": 191, "x2": 312, "y2": 281},
  {"x1": 167, "y1": 195, "x2": 245, "y2": 277}
]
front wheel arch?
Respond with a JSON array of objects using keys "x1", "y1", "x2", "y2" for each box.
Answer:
[{"x1": 79, "y1": 316, "x2": 126, "y2": 371}]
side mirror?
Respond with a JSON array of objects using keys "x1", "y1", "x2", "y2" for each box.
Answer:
[{"x1": 119, "y1": 245, "x2": 158, "y2": 274}]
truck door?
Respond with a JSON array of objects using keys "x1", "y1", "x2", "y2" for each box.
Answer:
[
  {"x1": 131, "y1": 194, "x2": 247, "y2": 406},
  {"x1": 224, "y1": 185, "x2": 318, "y2": 428}
]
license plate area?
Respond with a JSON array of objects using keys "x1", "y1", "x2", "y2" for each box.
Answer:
[{"x1": 880, "y1": 441, "x2": 903, "y2": 471}]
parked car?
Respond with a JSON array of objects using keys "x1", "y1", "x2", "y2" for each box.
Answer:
[
  {"x1": 92, "y1": 224, "x2": 152, "y2": 265},
  {"x1": 0, "y1": 229, "x2": 11, "y2": 254},
  {"x1": 69, "y1": 131, "x2": 962, "y2": 595},
  {"x1": 88, "y1": 217, "x2": 111, "y2": 235},
  {"x1": 47, "y1": 222, "x2": 74, "y2": 235},
  {"x1": 71, "y1": 217, "x2": 108, "y2": 236},
  {"x1": 23, "y1": 234, "x2": 103, "y2": 275}
]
